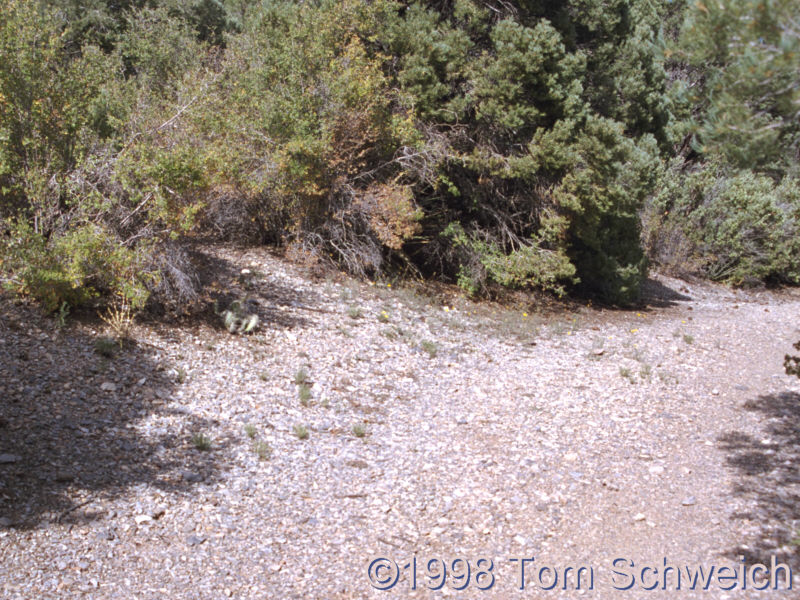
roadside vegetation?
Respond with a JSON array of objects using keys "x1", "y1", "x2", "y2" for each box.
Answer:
[{"x1": 1, "y1": 0, "x2": 798, "y2": 317}]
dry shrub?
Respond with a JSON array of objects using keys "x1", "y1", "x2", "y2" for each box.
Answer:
[
  {"x1": 351, "y1": 184, "x2": 421, "y2": 251},
  {"x1": 145, "y1": 240, "x2": 200, "y2": 312}
]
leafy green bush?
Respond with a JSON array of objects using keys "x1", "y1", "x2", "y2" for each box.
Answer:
[{"x1": 644, "y1": 164, "x2": 800, "y2": 284}]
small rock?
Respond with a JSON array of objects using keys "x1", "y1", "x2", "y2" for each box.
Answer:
[
  {"x1": 186, "y1": 534, "x2": 206, "y2": 546},
  {"x1": 100, "y1": 382, "x2": 116, "y2": 392},
  {"x1": 346, "y1": 460, "x2": 369, "y2": 469},
  {"x1": 681, "y1": 496, "x2": 696, "y2": 506},
  {"x1": 514, "y1": 535, "x2": 527, "y2": 545},
  {"x1": 711, "y1": 389, "x2": 720, "y2": 396},
  {"x1": 564, "y1": 452, "x2": 579, "y2": 462},
  {"x1": 592, "y1": 348, "x2": 605, "y2": 356},
  {"x1": 148, "y1": 506, "x2": 166, "y2": 519},
  {"x1": 95, "y1": 528, "x2": 115, "y2": 541},
  {"x1": 633, "y1": 513, "x2": 646, "y2": 521},
  {"x1": 648, "y1": 466, "x2": 665, "y2": 475},
  {"x1": 134, "y1": 515, "x2": 153, "y2": 525},
  {"x1": 55, "y1": 470, "x2": 75, "y2": 483},
  {"x1": 0, "y1": 454, "x2": 20, "y2": 464},
  {"x1": 181, "y1": 470, "x2": 203, "y2": 483}
]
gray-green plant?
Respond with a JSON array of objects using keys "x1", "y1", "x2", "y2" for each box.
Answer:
[
  {"x1": 298, "y1": 383, "x2": 312, "y2": 406},
  {"x1": 215, "y1": 299, "x2": 259, "y2": 334},
  {"x1": 294, "y1": 367, "x2": 309, "y2": 385},
  {"x1": 420, "y1": 340, "x2": 437, "y2": 358},
  {"x1": 253, "y1": 439, "x2": 270, "y2": 460},
  {"x1": 191, "y1": 433, "x2": 212, "y2": 451},
  {"x1": 293, "y1": 424, "x2": 309, "y2": 440}
]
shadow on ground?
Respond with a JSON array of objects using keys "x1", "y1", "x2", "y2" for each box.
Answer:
[
  {"x1": 718, "y1": 391, "x2": 800, "y2": 570},
  {"x1": 183, "y1": 247, "x2": 316, "y2": 331},
  {"x1": 0, "y1": 299, "x2": 222, "y2": 529},
  {"x1": 639, "y1": 277, "x2": 692, "y2": 309}
]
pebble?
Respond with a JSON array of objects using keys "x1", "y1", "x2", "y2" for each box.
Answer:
[
  {"x1": 681, "y1": 496, "x2": 697, "y2": 506},
  {"x1": 181, "y1": 471, "x2": 203, "y2": 483},
  {"x1": 0, "y1": 454, "x2": 21, "y2": 464},
  {"x1": 186, "y1": 534, "x2": 206, "y2": 546}
]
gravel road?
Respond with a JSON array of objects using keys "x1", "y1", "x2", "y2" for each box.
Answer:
[{"x1": 1, "y1": 245, "x2": 799, "y2": 598}]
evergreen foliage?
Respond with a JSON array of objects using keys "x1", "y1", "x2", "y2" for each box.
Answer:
[{"x1": 1, "y1": 0, "x2": 798, "y2": 314}]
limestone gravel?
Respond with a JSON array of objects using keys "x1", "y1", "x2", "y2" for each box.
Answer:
[{"x1": 1, "y1": 245, "x2": 799, "y2": 599}]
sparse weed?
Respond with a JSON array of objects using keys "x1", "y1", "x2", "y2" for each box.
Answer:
[
  {"x1": 259, "y1": 371, "x2": 269, "y2": 381},
  {"x1": 352, "y1": 423, "x2": 366, "y2": 438},
  {"x1": 191, "y1": 433, "x2": 212, "y2": 451},
  {"x1": 100, "y1": 297, "x2": 134, "y2": 339},
  {"x1": 348, "y1": 306, "x2": 363, "y2": 319},
  {"x1": 639, "y1": 363, "x2": 652, "y2": 381},
  {"x1": 94, "y1": 337, "x2": 117, "y2": 357},
  {"x1": 253, "y1": 440, "x2": 270, "y2": 460},
  {"x1": 244, "y1": 424, "x2": 257, "y2": 439},
  {"x1": 683, "y1": 334, "x2": 694, "y2": 344},
  {"x1": 294, "y1": 367, "x2": 309, "y2": 385},
  {"x1": 293, "y1": 424, "x2": 309, "y2": 440},
  {"x1": 176, "y1": 367, "x2": 187, "y2": 384},
  {"x1": 421, "y1": 340, "x2": 438, "y2": 358},
  {"x1": 298, "y1": 383, "x2": 312, "y2": 405},
  {"x1": 619, "y1": 367, "x2": 635, "y2": 383},
  {"x1": 55, "y1": 301, "x2": 70, "y2": 329},
  {"x1": 377, "y1": 309, "x2": 390, "y2": 323}
]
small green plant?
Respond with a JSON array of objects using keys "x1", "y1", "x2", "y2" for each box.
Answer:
[
  {"x1": 253, "y1": 439, "x2": 270, "y2": 460},
  {"x1": 204, "y1": 342, "x2": 215, "y2": 351},
  {"x1": 94, "y1": 337, "x2": 117, "y2": 357},
  {"x1": 191, "y1": 433, "x2": 212, "y2": 451},
  {"x1": 293, "y1": 424, "x2": 309, "y2": 440},
  {"x1": 377, "y1": 309, "x2": 390, "y2": 323},
  {"x1": 55, "y1": 301, "x2": 70, "y2": 329},
  {"x1": 176, "y1": 367, "x2": 187, "y2": 384},
  {"x1": 352, "y1": 423, "x2": 366, "y2": 438},
  {"x1": 639, "y1": 363, "x2": 652, "y2": 381},
  {"x1": 298, "y1": 383, "x2": 312, "y2": 405},
  {"x1": 421, "y1": 340, "x2": 437, "y2": 358},
  {"x1": 244, "y1": 424, "x2": 257, "y2": 439},
  {"x1": 215, "y1": 298, "x2": 259, "y2": 334},
  {"x1": 619, "y1": 367, "x2": 634, "y2": 383},
  {"x1": 259, "y1": 371, "x2": 269, "y2": 381},
  {"x1": 294, "y1": 367, "x2": 309, "y2": 385},
  {"x1": 348, "y1": 306, "x2": 363, "y2": 319},
  {"x1": 683, "y1": 334, "x2": 694, "y2": 344}
]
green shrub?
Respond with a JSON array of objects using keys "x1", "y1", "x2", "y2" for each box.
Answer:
[
  {"x1": 644, "y1": 164, "x2": 800, "y2": 284},
  {"x1": 786, "y1": 342, "x2": 800, "y2": 379}
]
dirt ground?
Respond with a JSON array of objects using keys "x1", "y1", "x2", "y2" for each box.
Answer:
[{"x1": 1, "y1": 245, "x2": 799, "y2": 598}]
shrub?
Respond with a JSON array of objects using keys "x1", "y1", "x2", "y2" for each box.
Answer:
[
  {"x1": 787, "y1": 342, "x2": 800, "y2": 379},
  {"x1": 644, "y1": 164, "x2": 800, "y2": 284}
]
